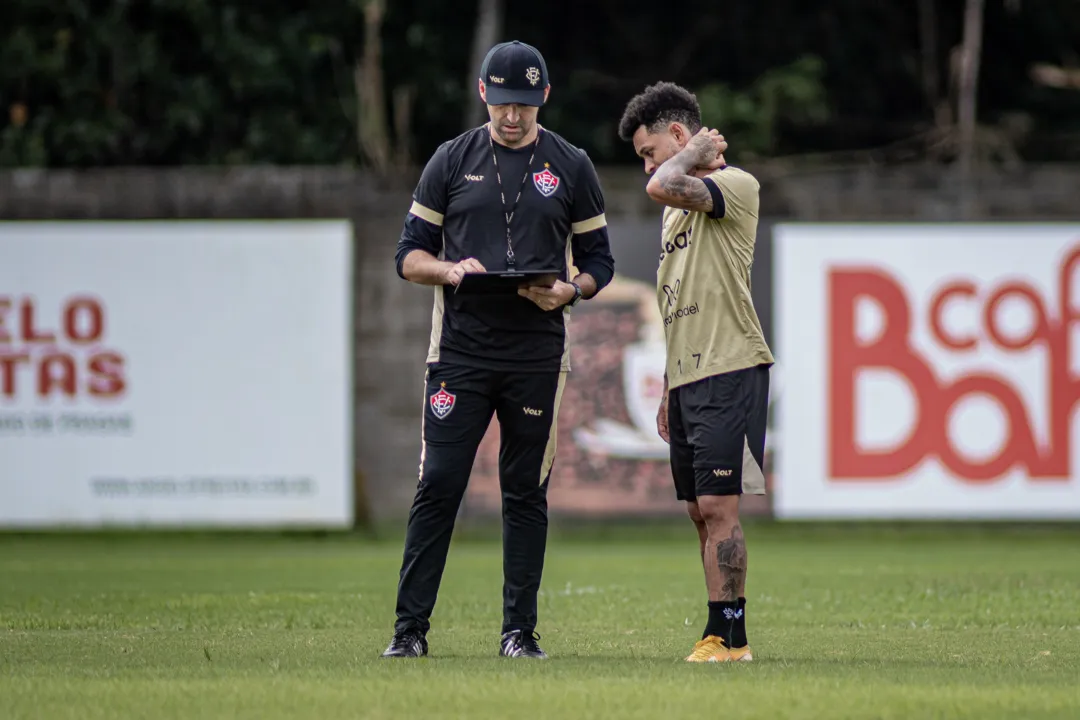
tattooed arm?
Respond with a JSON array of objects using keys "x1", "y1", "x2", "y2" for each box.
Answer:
[{"x1": 645, "y1": 127, "x2": 727, "y2": 213}]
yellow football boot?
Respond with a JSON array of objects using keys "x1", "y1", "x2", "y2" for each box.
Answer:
[
  {"x1": 686, "y1": 635, "x2": 729, "y2": 662},
  {"x1": 709, "y1": 644, "x2": 753, "y2": 662}
]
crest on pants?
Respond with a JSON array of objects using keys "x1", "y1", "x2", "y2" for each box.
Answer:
[{"x1": 430, "y1": 382, "x2": 456, "y2": 419}]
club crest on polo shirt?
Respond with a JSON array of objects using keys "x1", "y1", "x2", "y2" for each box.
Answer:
[
  {"x1": 532, "y1": 164, "x2": 560, "y2": 197},
  {"x1": 430, "y1": 382, "x2": 456, "y2": 419}
]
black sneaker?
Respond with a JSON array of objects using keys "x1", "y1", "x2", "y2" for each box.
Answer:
[
  {"x1": 380, "y1": 629, "x2": 428, "y2": 658},
  {"x1": 499, "y1": 629, "x2": 548, "y2": 659}
]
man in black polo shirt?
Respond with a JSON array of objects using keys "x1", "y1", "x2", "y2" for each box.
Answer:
[{"x1": 381, "y1": 40, "x2": 615, "y2": 660}]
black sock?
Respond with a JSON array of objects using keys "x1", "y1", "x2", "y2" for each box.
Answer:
[
  {"x1": 703, "y1": 600, "x2": 739, "y2": 641},
  {"x1": 730, "y1": 596, "x2": 748, "y2": 648}
]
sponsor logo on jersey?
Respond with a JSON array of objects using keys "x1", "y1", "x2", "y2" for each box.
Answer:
[
  {"x1": 659, "y1": 226, "x2": 693, "y2": 263},
  {"x1": 664, "y1": 303, "x2": 699, "y2": 327},
  {"x1": 663, "y1": 280, "x2": 681, "y2": 307},
  {"x1": 662, "y1": 279, "x2": 699, "y2": 326}
]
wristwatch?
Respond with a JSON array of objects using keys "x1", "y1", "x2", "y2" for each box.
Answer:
[{"x1": 567, "y1": 282, "x2": 583, "y2": 307}]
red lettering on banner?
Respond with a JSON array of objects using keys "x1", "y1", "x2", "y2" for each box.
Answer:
[
  {"x1": 830, "y1": 270, "x2": 940, "y2": 479},
  {"x1": 20, "y1": 298, "x2": 57, "y2": 343},
  {"x1": 929, "y1": 281, "x2": 977, "y2": 350},
  {"x1": 0, "y1": 298, "x2": 11, "y2": 343},
  {"x1": 64, "y1": 297, "x2": 104, "y2": 344},
  {"x1": 0, "y1": 353, "x2": 30, "y2": 396},
  {"x1": 88, "y1": 352, "x2": 126, "y2": 397},
  {"x1": 39, "y1": 353, "x2": 77, "y2": 397},
  {"x1": 829, "y1": 245, "x2": 1080, "y2": 484},
  {"x1": 0, "y1": 294, "x2": 127, "y2": 400}
]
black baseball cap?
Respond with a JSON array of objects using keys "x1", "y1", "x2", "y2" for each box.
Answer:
[{"x1": 479, "y1": 41, "x2": 549, "y2": 106}]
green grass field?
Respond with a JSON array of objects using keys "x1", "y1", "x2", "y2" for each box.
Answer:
[{"x1": 2, "y1": 521, "x2": 1079, "y2": 719}]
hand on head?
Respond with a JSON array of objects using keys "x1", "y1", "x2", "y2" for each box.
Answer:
[{"x1": 684, "y1": 126, "x2": 727, "y2": 170}]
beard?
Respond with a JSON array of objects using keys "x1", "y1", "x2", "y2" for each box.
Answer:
[{"x1": 494, "y1": 119, "x2": 532, "y2": 146}]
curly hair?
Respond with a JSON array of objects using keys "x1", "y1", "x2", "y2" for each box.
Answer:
[{"x1": 617, "y1": 82, "x2": 702, "y2": 142}]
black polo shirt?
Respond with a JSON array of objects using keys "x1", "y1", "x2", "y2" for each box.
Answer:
[{"x1": 395, "y1": 124, "x2": 615, "y2": 372}]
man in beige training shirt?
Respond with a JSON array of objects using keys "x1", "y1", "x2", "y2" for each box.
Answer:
[{"x1": 618, "y1": 81, "x2": 775, "y2": 664}]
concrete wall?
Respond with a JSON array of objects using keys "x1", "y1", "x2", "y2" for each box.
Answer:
[{"x1": 2, "y1": 164, "x2": 1078, "y2": 520}]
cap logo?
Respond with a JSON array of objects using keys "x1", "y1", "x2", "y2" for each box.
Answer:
[
  {"x1": 489, "y1": 75, "x2": 505, "y2": 85},
  {"x1": 526, "y1": 67, "x2": 541, "y2": 87}
]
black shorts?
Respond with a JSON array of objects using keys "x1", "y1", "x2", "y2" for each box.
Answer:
[{"x1": 668, "y1": 363, "x2": 770, "y2": 501}]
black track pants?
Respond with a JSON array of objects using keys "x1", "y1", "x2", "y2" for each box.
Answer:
[{"x1": 393, "y1": 361, "x2": 566, "y2": 636}]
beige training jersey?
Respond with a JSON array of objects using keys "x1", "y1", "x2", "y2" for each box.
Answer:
[{"x1": 656, "y1": 165, "x2": 774, "y2": 390}]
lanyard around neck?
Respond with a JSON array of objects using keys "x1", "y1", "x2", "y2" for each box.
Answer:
[{"x1": 488, "y1": 126, "x2": 542, "y2": 270}]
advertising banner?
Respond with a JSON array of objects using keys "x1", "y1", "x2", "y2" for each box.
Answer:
[
  {"x1": 0, "y1": 221, "x2": 353, "y2": 528},
  {"x1": 774, "y1": 223, "x2": 1080, "y2": 519}
]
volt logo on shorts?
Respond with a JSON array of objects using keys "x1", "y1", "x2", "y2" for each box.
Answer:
[
  {"x1": 712, "y1": 468, "x2": 733, "y2": 477},
  {"x1": 430, "y1": 382, "x2": 456, "y2": 419},
  {"x1": 523, "y1": 406, "x2": 543, "y2": 417}
]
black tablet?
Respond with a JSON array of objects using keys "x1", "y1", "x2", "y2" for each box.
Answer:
[{"x1": 454, "y1": 270, "x2": 560, "y2": 296}]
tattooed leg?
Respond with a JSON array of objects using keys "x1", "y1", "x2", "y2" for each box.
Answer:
[
  {"x1": 696, "y1": 495, "x2": 741, "y2": 602},
  {"x1": 716, "y1": 524, "x2": 748, "y2": 601}
]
